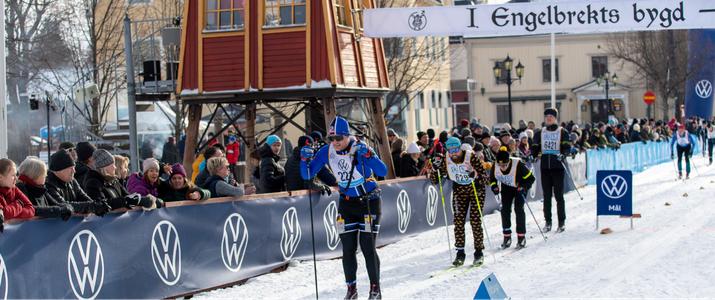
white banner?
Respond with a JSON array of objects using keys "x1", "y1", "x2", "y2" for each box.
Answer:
[{"x1": 364, "y1": 0, "x2": 715, "y2": 38}]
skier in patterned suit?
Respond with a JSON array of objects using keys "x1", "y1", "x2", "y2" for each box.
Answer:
[{"x1": 430, "y1": 137, "x2": 489, "y2": 266}]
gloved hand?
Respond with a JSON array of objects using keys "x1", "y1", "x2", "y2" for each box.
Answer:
[
  {"x1": 92, "y1": 201, "x2": 112, "y2": 217},
  {"x1": 353, "y1": 142, "x2": 373, "y2": 158},
  {"x1": 432, "y1": 156, "x2": 443, "y2": 169},
  {"x1": 319, "y1": 184, "x2": 332, "y2": 196},
  {"x1": 59, "y1": 204, "x2": 74, "y2": 221},
  {"x1": 491, "y1": 185, "x2": 500, "y2": 195},
  {"x1": 300, "y1": 146, "x2": 314, "y2": 161},
  {"x1": 138, "y1": 195, "x2": 158, "y2": 211},
  {"x1": 155, "y1": 198, "x2": 165, "y2": 209}
]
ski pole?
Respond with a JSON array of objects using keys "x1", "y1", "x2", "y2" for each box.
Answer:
[
  {"x1": 470, "y1": 180, "x2": 495, "y2": 253},
  {"x1": 305, "y1": 158, "x2": 320, "y2": 300},
  {"x1": 671, "y1": 154, "x2": 682, "y2": 180},
  {"x1": 433, "y1": 160, "x2": 454, "y2": 262},
  {"x1": 523, "y1": 192, "x2": 547, "y2": 242},
  {"x1": 559, "y1": 159, "x2": 584, "y2": 201}
]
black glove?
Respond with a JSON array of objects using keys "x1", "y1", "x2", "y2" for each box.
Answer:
[
  {"x1": 432, "y1": 157, "x2": 443, "y2": 169},
  {"x1": 59, "y1": 204, "x2": 74, "y2": 221},
  {"x1": 138, "y1": 196, "x2": 157, "y2": 209},
  {"x1": 92, "y1": 201, "x2": 112, "y2": 217},
  {"x1": 155, "y1": 198, "x2": 164, "y2": 209},
  {"x1": 491, "y1": 185, "x2": 500, "y2": 195},
  {"x1": 320, "y1": 185, "x2": 332, "y2": 196}
]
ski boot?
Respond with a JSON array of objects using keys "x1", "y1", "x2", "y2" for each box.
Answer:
[
  {"x1": 368, "y1": 284, "x2": 381, "y2": 300},
  {"x1": 686, "y1": 173, "x2": 690, "y2": 180},
  {"x1": 500, "y1": 236, "x2": 512, "y2": 249},
  {"x1": 452, "y1": 250, "x2": 466, "y2": 266},
  {"x1": 543, "y1": 222, "x2": 552, "y2": 233},
  {"x1": 473, "y1": 250, "x2": 484, "y2": 267},
  {"x1": 678, "y1": 172, "x2": 682, "y2": 180},
  {"x1": 556, "y1": 225, "x2": 565, "y2": 233},
  {"x1": 515, "y1": 236, "x2": 526, "y2": 249},
  {"x1": 344, "y1": 283, "x2": 357, "y2": 300}
]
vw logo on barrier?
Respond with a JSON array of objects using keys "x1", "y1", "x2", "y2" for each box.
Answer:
[
  {"x1": 323, "y1": 201, "x2": 341, "y2": 250},
  {"x1": 151, "y1": 220, "x2": 182, "y2": 286},
  {"x1": 67, "y1": 230, "x2": 104, "y2": 300},
  {"x1": 426, "y1": 186, "x2": 439, "y2": 226},
  {"x1": 0, "y1": 253, "x2": 8, "y2": 300},
  {"x1": 281, "y1": 207, "x2": 302, "y2": 260},
  {"x1": 221, "y1": 213, "x2": 249, "y2": 272},
  {"x1": 696, "y1": 80, "x2": 713, "y2": 99},
  {"x1": 601, "y1": 175, "x2": 628, "y2": 199},
  {"x1": 408, "y1": 10, "x2": 427, "y2": 31},
  {"x1": 396, "y1": 190, "x2": 412, "y2": 233}
]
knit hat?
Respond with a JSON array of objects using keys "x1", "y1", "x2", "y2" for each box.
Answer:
[
  {"x1": 92, "y1": 149, "x2": 114, "y2": 169},
  {"x1": 439, "y1": 131, "x2": 449, "y2": 144},
  {"x1": 298, "y1": 135, "x2": 314, "y2": 147},
  {"x1": 496, "y1": 146, "x2": 510, "y2": 164},
  {"x1": 518, "y1": 132, "x2": 529, "y2": 140},
  {"x1": 499, "y1": 131, "x2": 511, "y2": 139},
  {"x1": 170, "y1": 163, "x2": 187, "y2": 178},
  {"x1": 266, "y1": 135, "x2": 281, "y2": 146},
  {"x1": 406, "y1": 142, "x2": 421, "y2": 154},
  {"x1": 544, "y1": 107, "x2": 558, "y2": 118},
  {"x1": 59, "y1": 142, "x2": 75, "y2": 151},
  {"x1": 463, "y1": 136, "x2": 476, "y2": 147},
  {"x1": 328, "y1": 116, "x2": 350, "y2": 136},
  {"x1": 142, "y1": 158, "x2": 160, "y2": 174},
  {"x1": 525, "y1": 129, "x2": 534, "y2": 139},
  {"x1": 460, "y1": 119, "x2": 469, "y2": 127},
  {"x1": 445, "y1": 137, "x2": 461, "y2": 151},
  {"x1": 49, "y1": 149, "x2": 75, "y2": 172},
  {"x1": 76, "y1": 142, "x2": 96, "y2": 162},
  {"x1": 460, "y1": 128, "x2": 472, "y2": 140}
]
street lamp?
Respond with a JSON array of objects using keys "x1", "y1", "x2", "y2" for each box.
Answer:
[
  {"x1": 596, "y1": 71, "x2": 618, "y2": 119},
  {"x1": 493, "y1": 55, "x2": 524, "y2": 125}
]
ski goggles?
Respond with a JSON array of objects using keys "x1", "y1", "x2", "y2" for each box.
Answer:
[
  {"x1": 328, "y1": 135, "x2": 347, "y2": 142},
  {"x1": 447, "y1": 147, "x2": 461, "y2": 154}
]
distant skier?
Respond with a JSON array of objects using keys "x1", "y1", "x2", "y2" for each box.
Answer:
[
  {"x1": 430, "y1": 137, "x2": 489, "y2": 267},
  {"x1": 707, "y1": 122, "x2": 714, "y2": 165},
  {"x1": 489, "y1": 146, "x2": 535, "y2": 249},
  {"x1": 671, "y1": 123, "x2": 697, "y2": 179},
  {"x1": 301, "y1": 116, "x2": 387, "y2": 300},
  {"x1": 530, "y1": 108, "x2": 571, "y2": 233}
]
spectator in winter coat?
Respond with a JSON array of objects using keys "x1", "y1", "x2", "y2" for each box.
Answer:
[
  {"x1": 387, "y1": 129, "x2": 398, "y2": 146},
  {"x1": 16, "y1": 157, "x2": 72, "y2": 221},
  {"x1": 205, "y1": 157, "x2": 256, "y2": 197},
  {"x1": 0, "y1": 159, "x2": 35, "y2": 225},
  {"x1": 284, "y1": 136, "x2": 336, "y2": 192},
  {"x1": 45, "y1": 150, "x2": 111, "y2": 216},
  {"x1": 391, "y1": 137, "x2": 404, "y2": 176},
  {"x1": 74, "y1": 142, "x2": 96, "y2": 187},
  {"x1": 127, "y1": 158, "x2": 162, "y2": 198},
  {"x1": 517, "y1": 132, "x2": 531, "y2": 159},
  {"x1": 84, "y1": 149, "x2": 162, "y2": 211},
  {"x1": 226, "y1": 135, "x2": 240, "y2": 179},
  {"x1": 258, "y1": 135, "x2": 286, "y2": 193},
  {"x1": 158, "y1": 164, "x2": 210, "y2": 202},
  {"x1": 399, "y1": 142, "x2": 422, "y2": 178},
  {"x1": 113, "y1": 155, "x2": 130, "y2": 187},
  {"x1": 161, "y1": 136, "x2": 181, "y2": 165},
  {"x1": 194, "y1": 146, "x2": 225, "y2": 188},
  {"x1": 630, "y1": 124, "x2": 643, "y2": 142}
]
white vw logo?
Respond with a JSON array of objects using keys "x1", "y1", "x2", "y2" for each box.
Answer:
[
  {"x1": 67, "y1": 230, "x2": 104, "y2": 300},
  {"x1": 396, "y1": 190, "x2": 412, "y2": 233},
  {"x1": 426, "y1": 186, "x2": 438, "y2": 226},
  {"x1": 696, "y1": 80, "x2": 713, "y2": 99},
  {"x1": 281, "y1": 207, "x2": 302, "y2": 260},
  {"x1": 151, "y1": 220, "x2": 182, "y2": 286},
  {"x1": 601, "y1": 175, "x2": 628, "y2": 199},
  {"x1": 323, "y1": 201, "x2": 341, "y2": 250},
  {"x1": 0, "y1": 253, "x2": 8, "y2": 300},
  {"x1": 221, "y1": 213, "x2": 249, "y2": 272}
]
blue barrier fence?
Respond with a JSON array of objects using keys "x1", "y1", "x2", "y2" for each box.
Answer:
[{"x1": 586, "y1": 138, "x2": 701, "y2": 185}]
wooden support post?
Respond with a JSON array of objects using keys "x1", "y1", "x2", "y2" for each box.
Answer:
[
  {"x1": 322, "y1": 98, "x2": 337, "y2": 131},
  {"x1": 182, "y1": 104, "x2": 202, "y2": 178},
  {"x1": 243, "y1": 103, "x2": 257, "y2": 184},
  {"x1": 368, "y1": 97, "x2": 395, "y2": 179},
  {"x1": 214, "y1": 105, "x2": 225, "y2": 146}
]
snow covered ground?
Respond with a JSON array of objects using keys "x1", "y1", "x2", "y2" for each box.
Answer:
[{"x1": 196, "y1": 157, "x2": 715, "y2": 299}]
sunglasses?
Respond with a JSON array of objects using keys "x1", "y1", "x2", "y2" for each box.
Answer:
[
  {"x1": 328, "y1": 135, "x2": 346, "y2": 142},
  {"x1": 447, "y1": 147, "x2": 460, "y2": 154}
]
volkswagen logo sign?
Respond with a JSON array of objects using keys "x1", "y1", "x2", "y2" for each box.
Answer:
[
  {"x1": 601, "y1": 175, "x2": 628, "y2": 199},
  {"x1": 426, "y1": 186, "x2": 439, "y2": 226},
  {"x1": 696, "y1": 80, "x2": 713, "y2": 99},
  {"x1": 337, "y1": 159, "x2": 350, "y2": 171},
  {"x1": 221, "y1": 213, "x2": 249, "y2": 272},
  {"x1": 323, "y1": 201, "x2": 341, "y2": 250},
  {"x1": 151, "y1": 220, "x2": 182, "y2": 286},
  {"x1": 396, "y1": 190, "x2": 412, "y2": 233},
  {"x1": 408, "y1": 10, "x2": 427, "y2": 31},
  {"x1": 281, "y1": 207, "x2": 302, "y2": 260},
  {"x1": 0, "y1": 253, "x2": 7, "y2": 300},
  {"x1": 67, "y1": 230, "x2": 104, "y2": 300}
]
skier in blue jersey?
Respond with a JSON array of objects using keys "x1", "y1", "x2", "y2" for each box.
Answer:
[
  {"x1": 300, "y1": 116, "x2": 387, "y2": 300},
  {"x1": 671, "y1": 123, "x2": 697, "y2": 179}
]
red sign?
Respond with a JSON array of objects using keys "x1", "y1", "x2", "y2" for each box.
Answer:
[{"x1": 643, "y1": 91, "x2": 656, "y2": 105}]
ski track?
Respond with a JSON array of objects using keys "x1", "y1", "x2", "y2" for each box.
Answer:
[{"x1": 196, "y1": 157, "x2": 715, "y2": 299}]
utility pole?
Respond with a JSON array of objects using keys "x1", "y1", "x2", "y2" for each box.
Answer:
[{"x1": 124, "y1": 15, "x2": 139, "y2": 172}]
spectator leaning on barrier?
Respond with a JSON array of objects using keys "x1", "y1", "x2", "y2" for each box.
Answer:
[
  {"x1": 74, "y1": 142, "x2": 96, "y2": 186},
  {"x1": 0, "y1": 158, "x2": 35, "y2": 226},
  {"x1": 45, "y1": 150, "x2": 111, "y2": 216},
  {"x1": 113, "y1": 155, "x2": 130, "y2": 187},
  {"x1": 127, "y1": 158, "x2": 162, "y2": 198},
  {"x1": 158, "y1": 164, "x2": 210, "y2": 202},
  {"x1": 258, "y1": 135, "x2": 286, "y2": 193},
  {"x1": 205, "y1": 157, "x2": 256, "y2": 197},
  {"x1": 391, "y1": 137, "x2": 404, "y2": 176},
  {"x1": 284, "y1": 135, "x2": 335, "y2": 194},
  {"x1": 16, "y1": 157, "x2": 72, "y2": 221},
  {"x1": 194, "y1": 145, "x2": 225, "y2": 188},
  {"x1": 84, "y1": 149, "x2": 162, "y2": 211},
  {"x1": 399, "y1": 142, "x2": 422, "y2": 178}
]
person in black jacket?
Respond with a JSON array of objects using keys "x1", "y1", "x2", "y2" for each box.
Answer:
[
  {"x1": 530, "y1": 107, "x2": 571, "y2": 233},
  {"x1": 158, "y1": 164, "x2": 211, "y2": 202},
  {"x1": 16, "y1": 157, "x2": 73, "y2": 220},
  {"x1": 161, "y1": 136, "x2": 181, "y2": 165},
  {"x1": 258, "y1": 135, "x2": 286, "y2": 193},
  {"x1": 399, "y1": 142, "x2": 422, "y2": 177},
  {"x1": 83, "y1": 149, "x2": 162, "y2": 211},
  {"x1": 489, "y1": 147, "x2": 536, "y2": 249},
  {"x1": 284, "y1": 135, "x2": 335, "y2": 193},
  {"x1": 45, "y1": 149, "x2": 111, "y2": 216},
  {"x1": 74, "y1": 142, "x2": 96, "y2": 188},
  {"x1": 194, "y1": 145, "x2": 226, "y2": 188}
]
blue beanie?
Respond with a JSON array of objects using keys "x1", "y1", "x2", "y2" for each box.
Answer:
[
  {"x1": 329, "y1": 116, "x2": 350, "y2": 136},
  {"x1": 445, "y1": 137, "x2": 462, "y2": 150},
  {"x1": 266, "y1": 135, "x2": 281, "y2": 146}
]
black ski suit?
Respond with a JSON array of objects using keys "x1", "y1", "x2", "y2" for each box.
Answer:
[
  {"x1": 531, "y1": 124, "x2": 571, "y2": 227},
  {"x1": 489, "y1": 159, "x2": 535, "y2": 237}
]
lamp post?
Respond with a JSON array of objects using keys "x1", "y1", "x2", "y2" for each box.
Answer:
[
  {"x1": 493, "y1": 55, "x2": 524, "y2": 126},
  {"x1": 596, "y1": 71, "x2": 618, "y2": 120}
]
